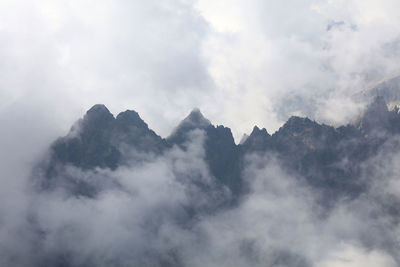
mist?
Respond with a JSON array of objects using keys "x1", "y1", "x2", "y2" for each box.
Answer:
[
  {"x1": 2, "y1": 0, "x2": 400, "y2": 266},
  {"x1": 1, "y1": 123, "x2": 400, "y2": 266}
]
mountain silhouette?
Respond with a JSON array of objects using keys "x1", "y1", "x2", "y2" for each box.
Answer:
[{"x1": 39, "y1": 97, "x2": 400, "y2": 203}]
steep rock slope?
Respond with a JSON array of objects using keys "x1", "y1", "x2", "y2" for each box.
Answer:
[
  {"x1": 42, "y1": 104, "x2": 167, "y2": 195},
  {"x1": 167, "y1": 109, "x2": 242, "y2": 195},
  {"x1": 39, "y1": 96, "x2": 400, "y2": 202}
]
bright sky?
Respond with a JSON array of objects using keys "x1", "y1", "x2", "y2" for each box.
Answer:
[{"x1": 1, "y1": 0, "x2": 400, "y2": 143}]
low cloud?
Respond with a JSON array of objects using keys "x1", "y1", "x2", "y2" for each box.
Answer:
[
  {"x1": 1, "y1": 122, "x2": 400, "y2": 266},
  {"x1": 1, "y1": 1, "x2": 400, "y2": 266}
]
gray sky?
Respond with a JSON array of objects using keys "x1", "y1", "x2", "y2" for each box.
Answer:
[
  {"x1": 1, "y1": 2, "x2": 400, "y2": 265},
  {"x1": 2, "y1": 0, "x2": 400, "y2": 142}
]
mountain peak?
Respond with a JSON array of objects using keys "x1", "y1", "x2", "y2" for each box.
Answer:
[
  {"x1": 167, "y1": 108, "x2": 212, "y2": 143},
  {"x1": 172, "y1": 108, "x2": 212, "y2": 131},
  {"x1": 116, "y1": 110, "x2": 147, "y2": 128},
  {"x1": 241, "y1": 125, "x2": 271, "y2": 150},
  {"x1": 81, "y1": 104, "x2": 115, "y2": 132},
  {"x1": 191, "y1": 107, "x2": 201, "y2": 114},
  {"x1": 83, "y1": 104, "x2": 114, "y2": 125},
  {"x1": 278, "y1": 116, "x2": 316, "y2": 135},
  {"x1": 286, "y1": 116, "x2": 312, "y2": 124},
  {"x1": 184, "y1": 108, "x2": 211, "y2": 127},
  {"x1": 86, "y1": 104, "x2": 112, "y2": 116},
  {"x1": 250, "y1": 125, "x2": 269, "y2": 136}
]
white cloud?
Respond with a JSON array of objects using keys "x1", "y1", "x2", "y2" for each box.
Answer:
[
  {"x1": 2, "y1": 0, "x2": 400, "y2": 141},
  {"x1": 1, "y1": 1, "x2": 400, "y2": 266},
  {"x1": 319, "y1": 243, "x2": 396, "y2": 267}
]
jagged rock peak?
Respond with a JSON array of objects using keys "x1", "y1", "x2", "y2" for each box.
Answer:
[
  {"x1": 116, "y1": 110, "x2": 147, "y2": 128},
  {"x1": 82, "y1": 104, "x2": 115, "y2": 130},
  {"x1": 274, "y1": 116, "x2": 338, "y2": 141},
  {"x1": 181, "y1": 108, "x2": 211, "y2": 128},
  {"x1": 83, "y1": 104, "x2": 115, "y2": 125},
  {"x1": 250, "y1": 126, "x2": 269, "y2": 136},
  {"x1": 117, "y1": 109, "x2": 140, "y2": 119},
  {"x1": 86, "y1": 104, "x2": 113, "y2": 117},
  {"x1": 241, "y1": 125, "x2": 271, "y2": 151},
  {"x1": 278, "y1": 116, "x2": 315, "y2": 133},
  {"x1": 167, "y1": 108, "x2": 212, "y2": 143},
  {"x1": 286, "y1": 116, "x2": 313, "y2": 124}
]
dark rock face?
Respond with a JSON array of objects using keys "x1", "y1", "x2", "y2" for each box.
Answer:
[
  {"x1": 167, "y1": 108, "x2": 211, "y2": 145},
  {"x1": 167, "y1": 109, "x2": 242, "y2": 195},
  {"x1": 50, "y1": 105, "x2": 166, "y2": 168},
  {"x1": 42, "y1": 105, "x2": 167, "y2": 195},
  {"x1": 114, "y1": 110, "x2": 167, "y2": 157},
  {"x1": 30, "y1": 97, "x2": 400, "y2": 267},
  {"x1": 241, "y1": 126, "x2": 271, "y2": 152},
  {"x1": 51, "y1": 104, "x2": 120, "y2": 170},
  {"x1": 270, "y1": 117, "x2": 346, "y2": 194},
  {"x1": 271, "y1": 116, "x2": 340, "y2": 159},
  {"x1": 202, "y1": 125, "x2": 242, "y2": 195},
  {"x1": 240, "y1": 117, "x2": 367, "y2": 202},
  {"x1": 40, "y1": 97, "x2": 400, "y2": 202}
]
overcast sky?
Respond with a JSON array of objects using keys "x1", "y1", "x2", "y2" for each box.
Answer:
[
  {"x1": 2, "y1": 0, "x2": 400, "y2": 144},
  {"x1": 2, "y1": 1, "x2": 400, "y2": 266}
]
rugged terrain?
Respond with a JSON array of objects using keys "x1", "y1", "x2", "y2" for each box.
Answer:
[{"x1": 27, "y1": 95, "x2": 400, "y2": 267}]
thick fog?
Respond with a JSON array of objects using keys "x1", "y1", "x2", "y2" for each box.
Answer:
[
  {"x1": 2, "y1": 0, "x2": 400, "y2": 137},
  {"x1": 1, "y1": 0, "x2": 400, "y2": 266},
  {"x1": 0, "y1": 125, "x2": 400, "y2": 266}
]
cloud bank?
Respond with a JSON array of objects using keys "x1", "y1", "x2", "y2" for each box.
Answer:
[
  {"x1": 1, "y1": 1, "x2": 400, "y2": 266},
  {"x1": 1, "y1": 126, "x2": 400, "y2": 266},
  {"x1": 2, "y1": 0, "x2": 400, "y2": 138}
]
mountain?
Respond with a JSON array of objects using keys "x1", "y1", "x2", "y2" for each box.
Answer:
[
  {"x1": 50, "y1": 104, "x2": 166, "y2": 169},
  {"x1": 240, "y1": 126, "x2": 271, "y2": 152},
  {"x1": 167, "y1": 108, "x2": 211, "y2": 144},
  {"x1": 240, "y1": 116, "x2": 365, "y2": 202},
  {"x1": 167, "y1": 109, "x2": 242, "y2": 196},
  {"x1": 38, "y1": 97, "x2": 400, "y2": 202},
  {"x1": 30, "y1": 96, "x2": 400, "y2": 266},
  {"x1": 41, "y1": 104, "x2": 167, "y2": 195}
]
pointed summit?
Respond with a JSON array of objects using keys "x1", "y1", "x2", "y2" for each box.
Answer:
[
  {"x1": 250, "y1": 126, "x2": 269, "y2": 137},
  {"x1": 85, "y1": 104, "x2": 114, "y2": 122},
  {"x1": 167, "y1": 108, "x2": 212, "y2": 144},
  {"x1": 49, "y1": 104, "x2": 120, "y2": 175},
  {"x1": 166, "y1": 109, "x2": 240, "y2": 195},
  {"x1": 87, "y1": 104, "x2": 111, "y2": 114},
  {"x1": 114, "y1": 109, "x2": 166, "y2": 153},
  {"x1": 82, "y1": 104, "x2": 115, "y2": 131},
  {"x1": 181, "y1": 108, "x2": 211, "y2": 129},
  {"x1": 242, "y1": 125, "x2": 271, "y2": 151},
  {"x1": 116, "y1": 110, "x2": 148, "y2": 129}
]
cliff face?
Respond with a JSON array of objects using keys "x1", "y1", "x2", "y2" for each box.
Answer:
[
  {"x1": 41, "y1": 97, "x2": 400, "y2": 202},
  {"x1": 28, "y1": 97, "x2": 400, "y2": 266}
]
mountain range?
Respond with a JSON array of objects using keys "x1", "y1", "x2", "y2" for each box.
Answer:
[
  {"x1": 24, "y1": 94, "x2": 400, "y2": 267},
  {"x1": 37, "y1": 95, "x2": 400, "y2": 206}
]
